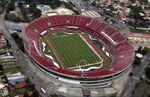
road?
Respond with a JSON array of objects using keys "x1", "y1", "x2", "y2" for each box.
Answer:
[
  {"x1": 70, "y1": 0, "x2": 118, "y2": 21},
  {"x1": 69, "y1": 0, "x2": 129, "y2": 36},
  {"x1": 5, "y1": 22, "x2": 25, "y2": 31},
  {"x1": 0, "y1": 2, "x2": 84, "y2": 97},
  {"x1": 128, "y1": 33, "x2": 150, "y2": 48},
  {"x1": 0, "y1": 7, "x2": 22, "y2": 63},
  {"x1": 0, "y1": 1, "x2": 48, "y2": 97},
  {"x1": 1, "y1": 1, "x2": 150, "y2": 97},
  {"x1": 119, "y1": 54, "x2": 150, "y2": 97},
  {"x1": 72, "y1": 1, "x2": 149, "y2": 47}
]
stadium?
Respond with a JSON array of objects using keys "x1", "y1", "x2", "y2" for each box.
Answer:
[{"x1": 23, "y1": 15, "x2": 135, "y2": 96}]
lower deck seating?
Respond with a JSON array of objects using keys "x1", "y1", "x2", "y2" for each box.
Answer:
[{"x1": 24, "y1": 15, "x2": 134, "y2": 78}]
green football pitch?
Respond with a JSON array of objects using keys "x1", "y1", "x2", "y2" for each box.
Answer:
[{"x1": 48, "y1": 34, "x2": 102, "y2": 68}]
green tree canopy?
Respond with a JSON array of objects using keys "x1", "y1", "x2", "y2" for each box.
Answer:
[
  {"x1": 32, "y1": 8, "x2": 41, "y2": 18},
  {"x1": 6, "y1": 2, "x2": 15, "y2": 13},
  {"x1": 136, "y1": 47, "x2": 150, "y2": 55},
  {"x1": 133, "y1": 56, "x2": 141, "y2": 66},
  {"x1": 0, "y1": 65, "x2": 3, "y2": 71},
  {"x1": 145, "y1": 68, "x2": 150, "y2": 80},
  {"x1": 29, "y1": 2, "x2": 37, "y2": 13},
  {"x1": 137, "y1": 0, "x2": 148, "y2": 4},
  {"x1": 130, "y1": 0, "x2": 136, "y2": 3},
  {"x1": 129, "y1": 6, "x2": 143, "y2": 19}
]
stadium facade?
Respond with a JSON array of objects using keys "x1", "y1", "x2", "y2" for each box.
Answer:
[{"x1": 23, "y1": 15, "x2": 135, "y2": 97}]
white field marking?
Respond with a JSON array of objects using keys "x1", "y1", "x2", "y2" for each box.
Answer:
[
  {"x1": 105, "y1": 52, "x2": 110, "y2": 57},
  {"x1": 89, "y1": 34, "x2": 110, "y2": 57},
  {"x1": 88, "y1": 35, "x2": 97, "y2": 41},
  {"x1": 69, "y1": 60, "x2": 103, "y2": 69},
  {"x1": 101, "y1": 31, "x2": 116, "y2": 45},
  {"x1": 52, "y1": 34, "x2": 69, "y2": 37},
  {"x1": 42, "y1": 41, "x2": 60, "y2": 68},
  {"x1": 102, "y1": 46, "x2": 110, "y2": 57},
  {"x1": 42, "y1": 42, "x2": 46, "y2": 51},
  {"x1": 58, "y1": 77, "x2": 80, "y2": 84},
  {"x1": 79, "y1": 34, "x2": 103, "y2": 63},
  {"x1": 73, "y1": 62, "x2": 103, "y2": 72},
  {"x1": 63, "y1": 32, "x2": 74, "y2": 35},
  {"x1": 44, "y1": 54, "x2": 60, "y2": 68},
  {"x1": 66, "y1": 26, "x2": 79, "y2": 29},
  {"x1": 33, "y1": 41, "x2": 41, "y2": 56},
  {"x1": 40, "y1": 30, "x2": 47, "y2": 36}
]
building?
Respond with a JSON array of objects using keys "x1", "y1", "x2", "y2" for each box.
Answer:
[{"x1": 23, "y1": 15, "x2": 135, "y2": 97}]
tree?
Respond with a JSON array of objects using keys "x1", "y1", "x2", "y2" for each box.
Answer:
[
  {"x1": 50, "y1": 0, "x2": 61, "y2": 9},
  {"x1": 32, "y1": 8, "x2": 41, "y2": 18},
  {"x1": 143, "y1": 47, "x2": 150, "y2": 55},
  {"x1": 18, "y1": 2, "x2": 23, "y2": 9},
  {"x1": 137, "y1": 0, "x2": 148, "y2": 4},
  {"x1": 110, "y1": 93, "x2": 117, "y2": 97},
  {"x1": 11, "y1": 33, "x2": 24, "y2": 52},
  {"x1": 20, "y1": 8, "x2": 28, "y2": 21},
  {"x1": 16, "y1": 38, "x2": 24, "y2": 52},
  {"x1": 24, "y1": 93, "x2": 29, "y2": 97},
  {"x1": 91, "y1": 1, "x2": 96, "y2": 6},
  {"x1": 11, "y1": 33, "x2": 19, "y2": 39},
  {"x1": 129, "y1": 72, "x2": 133, "y2": 77},
  {"x1": 130, "y1": 0, "x2": 136, "y2": 3},
  {"x1": 145, "y1": 68, "x2": 150, "y2": 80},
  {"x1": 133, "y1": 56, "x2": 141, "y2": 66},
  {"x1": 51, "y1": 0, "x2": 61, "y2": 6},
  {"x1": 29, "y1": 2, "x2": 37, "y2": 13},
  {"x1": 129, "y1": 6, "x2": 143, "y2": 18},
  {"x1": 0, "y1": 65, "x2": 3, "y2": 71},
  {"x1": 0, "y1": 0, "x2": 8, "y2": 8},
  {"x1": 6, "y1": 2, "x2": 15, "y2": 13},
  {"x1": 25, "y1": 0, "x2": 32, "y2": 3},
  {"x1": 32, "y1": 90, "x2": 39, "y2": 97},
  {"x1": 6, "y1": 39, "x2": 11, "y2": 48},
  {"x1": 137, "y1": 46, "x2": 142, "y2": 53},
  {"x1": 36, "y1": 0, "x2": 51, "y2": 4},
  {"x1": 137, "y1": 47, "x2": 150, "y2": 55},
  {"x1": 128, "y1": 6, "x2": 144, "y2": 28}
]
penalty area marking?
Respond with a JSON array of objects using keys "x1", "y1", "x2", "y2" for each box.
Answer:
[{"x1": 69, "y1": 59, "x2": 103, "y2": 70}]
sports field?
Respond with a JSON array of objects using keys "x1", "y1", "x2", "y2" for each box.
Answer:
[{"x1": 45, "y1": 34, "x2": 102, "y2": 69}]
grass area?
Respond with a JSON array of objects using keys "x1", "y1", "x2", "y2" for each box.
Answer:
[
  {"x1": 130, "y1": 28, "x2": 150, "y2": 34},
  {"x1": 93, "y1": 40, "x2": 113, "y2": 67},
  {"x1": 143, "y1": 30, "x2": 150, "y2": 34},
  {"x1": 0, "y1": 72, "x2": 4, "y2": 77},
  {"x1": 94, "y1": 42, "x2": 103, "y2": 50},
  {"x1": 51, "y1": 95, "x2": 59, "y2": 97},
  {"x1": 144, "y1": 7, "x2": 150, "y2": 10},
  {"x1": 3, "y1": 67, "x2": 19, "y2": 74},
  {"x1": 42, "y1": 39, "x2": 60, "y2": 64},
  {"x1": 49, "y1": 34, "x2": 101, "y2": 68}
]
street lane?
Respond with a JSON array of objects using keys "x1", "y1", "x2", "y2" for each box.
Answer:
[{"x1": 120, "y1": 54, "x2": 150, "y2": 97}]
